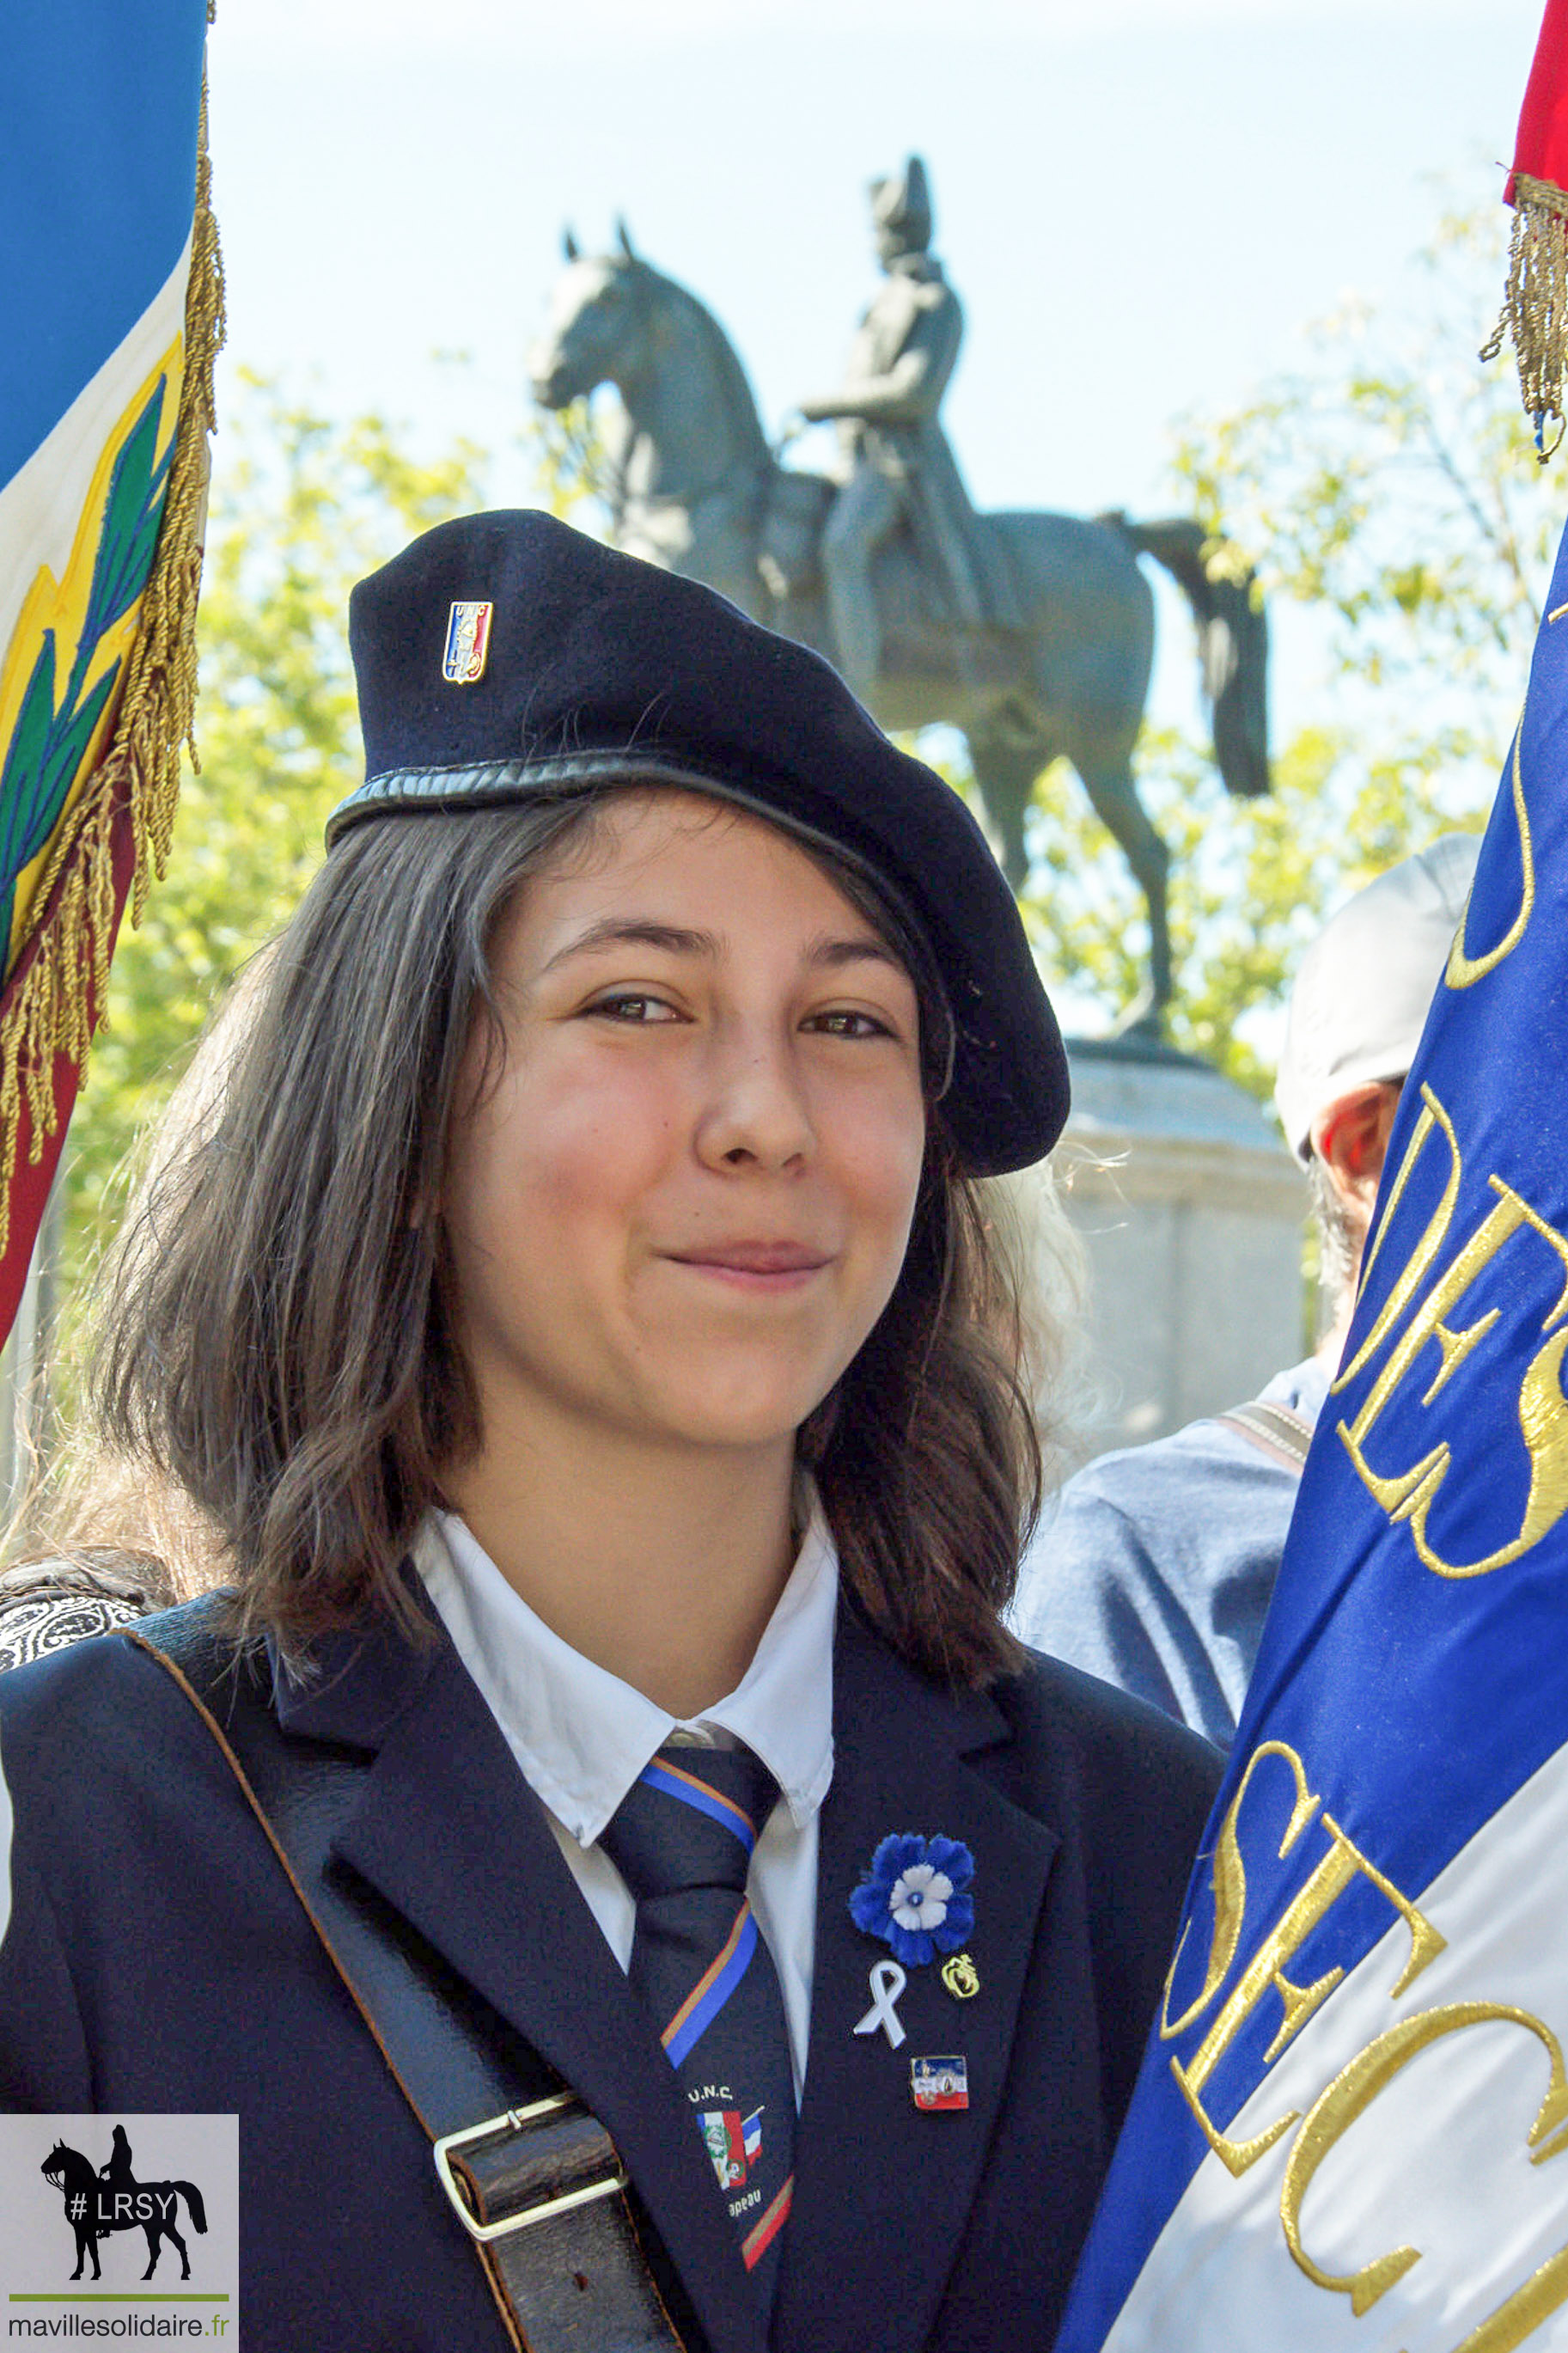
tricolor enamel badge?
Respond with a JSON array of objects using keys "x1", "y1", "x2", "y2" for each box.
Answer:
[
  {"x1": 911, "y1": 2057, "x2": 968, "y2": 2112},
  {"x1": 442, "y1": 600, "x2": 493, "y2": 684}
]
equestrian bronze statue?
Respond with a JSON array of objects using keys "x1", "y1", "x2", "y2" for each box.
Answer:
[{"x1": 528, "y1": 165, "x2": 1269, "y2": 1030}]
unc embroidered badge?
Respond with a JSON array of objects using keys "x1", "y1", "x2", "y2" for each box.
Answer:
[{"x1": 698, "y1": 2105, "x2": 764, "y2": 2191}]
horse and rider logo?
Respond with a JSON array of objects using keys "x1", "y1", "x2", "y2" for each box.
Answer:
[{"x1": 40, "y1": 2124, "x2": 208, "y2": 2282}]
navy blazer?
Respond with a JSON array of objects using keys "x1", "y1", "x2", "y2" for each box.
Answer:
[{"x1": 0, "y1": 1600, "x2": 1219, "y2": 2350}]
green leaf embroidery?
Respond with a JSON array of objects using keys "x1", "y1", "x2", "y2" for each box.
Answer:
[{"x1": 0, "y1": 376, "x2": 173, "y2": 964}]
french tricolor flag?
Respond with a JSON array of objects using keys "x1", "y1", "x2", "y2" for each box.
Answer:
[{"x1": 0, "y1": 0, "x2": 217, "y2": 1348}]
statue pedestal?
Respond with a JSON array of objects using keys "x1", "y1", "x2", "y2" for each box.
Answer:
[{"x1": 1058, "y1": 1039, "x2": 1307, "y2": 1458}]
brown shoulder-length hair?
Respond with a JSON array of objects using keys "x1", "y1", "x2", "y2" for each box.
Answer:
[{"x1": 94, "y1": 792, "x2": 1042, "y2": 1688}]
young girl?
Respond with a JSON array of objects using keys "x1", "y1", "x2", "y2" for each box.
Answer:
[{"x1": 0, "y1": 512, "x2": 1218, "y2": 2351}]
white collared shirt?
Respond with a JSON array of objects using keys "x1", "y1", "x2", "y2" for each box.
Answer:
[{"x1": 412, "y1": 1495, "x2": 838, "y2": 2099}]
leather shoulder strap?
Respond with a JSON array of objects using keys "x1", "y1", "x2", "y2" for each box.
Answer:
[
  {"x1": 1211, "y1": 1397, "x2": 1315, "y2": 1475},
  {"x1": 130, "y1": 1604, "x2": 691, "y2": 2353}
]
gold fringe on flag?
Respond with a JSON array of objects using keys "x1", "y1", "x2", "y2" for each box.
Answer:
[
  {"x1": 0, "y1": 72, "x2": 225, "y2": 1261},
  {"x1": 1480, "y1": 170, "x2": 1568, "y2": 461}
]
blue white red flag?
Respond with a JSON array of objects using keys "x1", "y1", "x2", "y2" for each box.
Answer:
[
  {"x1": 1056, "y1": 517, "x2": 1568, "y2": 2352},
  {"x1": 0, "y1": 0, "x2": 219, "y2": 1345}
]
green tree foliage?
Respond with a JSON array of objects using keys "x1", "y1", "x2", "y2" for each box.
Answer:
[
  {"x1": 61, "y1": 373, "x2": 492, "y2": 1292},
  {"x1": 1007, "y1": 201, "x2": 1559, "y2": 1096}
]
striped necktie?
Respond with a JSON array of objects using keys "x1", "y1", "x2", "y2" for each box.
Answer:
[{"x1": 599, "y1": 1743, "x2": 795, "y2": 2308}]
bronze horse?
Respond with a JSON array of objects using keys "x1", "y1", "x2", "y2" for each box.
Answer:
[{"x1": 529, "y1": 234, "x2": 1269, "y2": 1029}]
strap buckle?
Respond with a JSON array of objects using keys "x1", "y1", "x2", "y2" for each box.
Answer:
[{"x1": 433, "y1": 2093, "x2": 630, "y2": 2245}]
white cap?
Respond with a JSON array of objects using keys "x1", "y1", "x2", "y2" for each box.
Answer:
[{"x1": 1273, "y1": 834, "x2": 1481, "y2": 1165}]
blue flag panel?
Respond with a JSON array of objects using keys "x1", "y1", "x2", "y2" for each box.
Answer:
[{"x1": 0, "y1": 0, "x2": 208, "y2": 491}]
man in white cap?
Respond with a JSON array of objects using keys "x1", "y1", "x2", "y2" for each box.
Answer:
[{"x1": 1011, "y1": 833, "x2": 1480, "y2": 1746}]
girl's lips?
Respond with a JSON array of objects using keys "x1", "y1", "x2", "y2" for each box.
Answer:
[{"x1": 668, "y1": 1244, "x2": 832, "y2": 1282}]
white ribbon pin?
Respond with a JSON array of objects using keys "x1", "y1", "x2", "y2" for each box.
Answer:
[{"x1": 853, "y1": 1959, "x2": 908, "y2": 2049}]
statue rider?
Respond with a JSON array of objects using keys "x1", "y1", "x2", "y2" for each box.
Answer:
[{"x1": 797, "y1": 156, "x2": 1018, "y2": 702}]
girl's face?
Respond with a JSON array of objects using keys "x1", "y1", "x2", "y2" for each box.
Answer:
[{"x1": 442, "y1": 788, "x2": 928, "y2": 1466}]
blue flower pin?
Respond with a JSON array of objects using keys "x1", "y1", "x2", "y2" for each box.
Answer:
[{"x1": 850, "y1": 1833, "x2": 975, "y2": 1969}]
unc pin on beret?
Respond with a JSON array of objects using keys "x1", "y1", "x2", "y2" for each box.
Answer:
[{"x1": 328, "y1": 510, "x2": 1068, "y2": 1175}]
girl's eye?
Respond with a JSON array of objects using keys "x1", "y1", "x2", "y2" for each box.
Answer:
[
  {"x1": 587, "y1": 992, "x2": 682, "y2": 1024},
  {"x1": 805, "y1": 1009, "x2": 894, "y2": 1040}
]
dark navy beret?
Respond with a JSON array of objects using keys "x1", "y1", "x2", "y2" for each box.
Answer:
[{"x1": 329, "y1": 510, "x2": 1067, "y2": 1174}]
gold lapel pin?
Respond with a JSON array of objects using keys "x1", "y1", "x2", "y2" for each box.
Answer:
[{"x1": 940, "y1": 1952, "x2": 979, "y2": 2001}]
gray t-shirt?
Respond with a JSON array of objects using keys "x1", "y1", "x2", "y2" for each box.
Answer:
[{"x1": 1010, "y1": 1359, "x2": 1328, "y2": 1748}]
